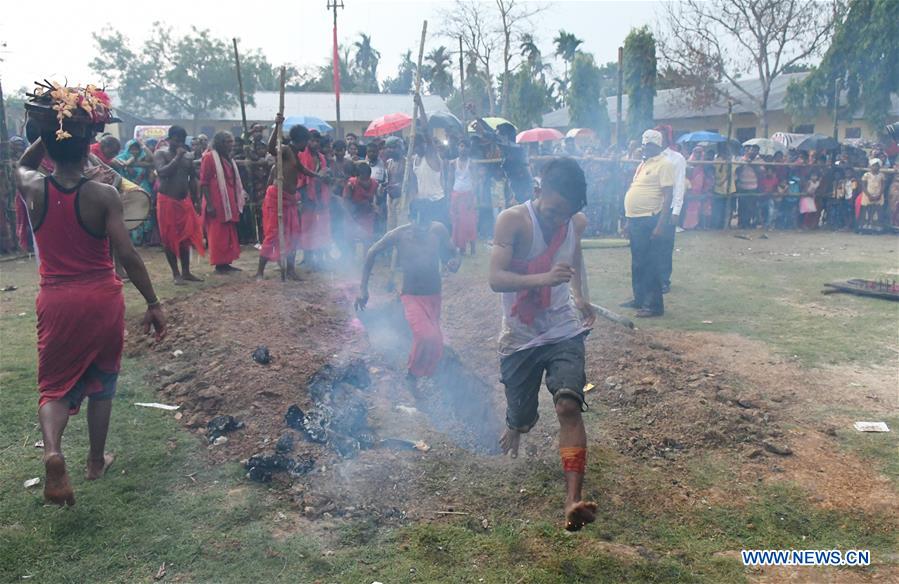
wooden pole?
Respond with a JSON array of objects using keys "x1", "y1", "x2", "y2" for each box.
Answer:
[
  {"x1": 233, "y1": 38, "x2": 260, "y2": 243},
  {"x1": 232, "y1": 39, "x2": 249, "y2": 137},
  {"x1": 616, "y1": 46, "x2": 624, "y2": 149},
  {"x1": 400, "y1": 21, "x2": 428, "y2": 214},
  {"x1": 330, "y1": 1, "x2": 344, "y2": 139},
  {"x1": 832, "y1": 77, "x2": 840, "y2": 140},
  {"x1": 724, "y1": 99, "x2": 734, "y2": 230},
  {"x1": 459, "y1": 36, "x2": 466, "y2": 127},
  {"x1": 276, "y1": 67, "x2": 287, "y2": 281}
]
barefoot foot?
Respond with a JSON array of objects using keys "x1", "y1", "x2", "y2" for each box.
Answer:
[
  {"x1": 86, "y1": 453, "x2": 115, "y2": 480},
  {"x1": 286, "y1": 271, "x2": 302, "y2": 282},
  {"x1": 564, "y1": 500, "x2": 597, "y2": 532},
  {"x1": 500, "y1": 428, "x2": 521, "y2": 459},
  {"x1": 44, "y1": 453, "x2": 75, "y2": 506},
  {"x1": 181, "y1": 272, "x2": 204, "y2": 282}
]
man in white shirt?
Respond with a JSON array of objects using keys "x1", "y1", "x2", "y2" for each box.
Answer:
[{"x1": 655, "y1": 125, "x2": 686, "y2": 294}]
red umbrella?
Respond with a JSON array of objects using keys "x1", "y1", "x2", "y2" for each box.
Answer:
[
  {"x1": 516, "y1": 127, "x2": 564, "y2": 143},
  {"x1": 364, "y1": 112, "x2": 413, "y2": 137}
]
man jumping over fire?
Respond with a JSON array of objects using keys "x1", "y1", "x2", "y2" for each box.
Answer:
[
  {"x1": 355, "y1": 199, "x2": 460, "y2": 384},
  {"x1": 488, "y1": 157, "x2": 597, "y2": 532}
]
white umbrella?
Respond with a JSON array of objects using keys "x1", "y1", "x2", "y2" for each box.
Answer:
[{"x1": 743, "y1": 138, "x2": 787, "y2": 157}]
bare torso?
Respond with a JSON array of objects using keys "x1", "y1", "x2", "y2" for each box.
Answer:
[
  {"x1": 396, "y1": 222, "x2": 447, "y2": 295},
  {"x1": 155, "y1": 149, "x2": 194, "y2": 199}
]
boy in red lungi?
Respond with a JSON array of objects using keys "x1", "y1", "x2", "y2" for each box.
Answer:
[
  {"x1": 344, "y1": 161, "x2": 379, "y2": 259},
  {"x1": 15, "y1": 85, "x2": 166, "y2": 506},
  {"x1": 355, "y1": 199, "x2": 460, "y2": 382}
]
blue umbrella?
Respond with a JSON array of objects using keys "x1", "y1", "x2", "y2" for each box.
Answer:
[
  {"x1": 281, "y1": 115, "x2": 333, "y2": 134},
  {"x1": 676, "y1": 131, "x2": 728, "y2": 144}
]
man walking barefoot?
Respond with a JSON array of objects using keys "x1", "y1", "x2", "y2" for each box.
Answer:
[{"x1": 489, "y1": 157, "x2": 597, "y2": 531}]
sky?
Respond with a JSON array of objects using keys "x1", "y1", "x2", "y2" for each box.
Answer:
[{"x1": 0, "y1": 0, "x2": 663, "y2": 94}]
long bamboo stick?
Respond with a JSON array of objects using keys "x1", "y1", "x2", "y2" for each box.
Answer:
[
  {"x1": 276, "y1": 67, "x2": 287, "y2": 281},
  {"x1": 400, "y1": 21, "x2": 429, "y2": 214}
]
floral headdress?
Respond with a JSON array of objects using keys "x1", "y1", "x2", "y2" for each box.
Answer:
[{"x1": 26, "y1": 81, "x2": 117, "y2": 141}]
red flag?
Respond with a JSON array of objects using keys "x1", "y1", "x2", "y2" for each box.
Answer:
[{"x1": 332, "y1": 25, "x2": 341, "y2": 99}]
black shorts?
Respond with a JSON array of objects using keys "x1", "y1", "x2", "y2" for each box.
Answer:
[{"x1": 499, "y1": 333, "x2": 588, "y2": 432}]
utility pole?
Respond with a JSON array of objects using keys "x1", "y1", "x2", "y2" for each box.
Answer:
[
  {"x1": 327, "y1": 0, "x2": 344, "y2": 139},
  {"x1": 458, "y1": 36, "x2": 466, "y2": 126},
  {"x1": 832, "y1": 77, "x2": 840, "y2": 140}
]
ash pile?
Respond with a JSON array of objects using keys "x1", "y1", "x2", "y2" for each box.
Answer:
[{"x1": 245, "y1": 358, "x2": 374, "y2": 483}]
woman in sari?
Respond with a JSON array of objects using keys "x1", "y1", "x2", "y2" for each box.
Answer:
[{"x1": 116, "y1": 139, "x2": 159, "y2": 246}]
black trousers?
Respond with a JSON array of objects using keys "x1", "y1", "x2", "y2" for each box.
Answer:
[
  {"x1": 628, "y1": 215, "x2": 665, "y2": 314},
  {"x1": 658, "y1": 221, "x2": 676, "y2": 287}
]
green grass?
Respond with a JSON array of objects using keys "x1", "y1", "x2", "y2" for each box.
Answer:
[
  {"x1": 1, "y1": 235, "x2": 897, "y2": 582},
  {"x1": 836, "y1": 415, "x2": 899, "y2": 484},
  {"x1": 585, "y1": 230, "x2": 899, "y2": 365}
]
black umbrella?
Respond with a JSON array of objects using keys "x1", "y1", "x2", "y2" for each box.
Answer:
[
  {"x1": 794, "y1": 134, "x2": 840, "y2": 152},
  {"x1": 428, "y1": 111, "x2": 464, "y2": 135}
]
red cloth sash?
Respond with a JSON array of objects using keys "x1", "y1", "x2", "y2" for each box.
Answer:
[
  {"x1": 157, "y1": 193, "x2": 205, "y2": 255},
  {"x1": 509, "y1": 223, "x2": 568, "y2": 325}
]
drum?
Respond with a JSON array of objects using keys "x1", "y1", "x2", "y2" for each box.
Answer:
[{"x1": 121, "y1": 185, "x2": 151, "y2": 231}]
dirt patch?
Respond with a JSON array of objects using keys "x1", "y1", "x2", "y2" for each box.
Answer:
[{"x1": 129, "y1": 264, "x2": 896, "y2": 533}]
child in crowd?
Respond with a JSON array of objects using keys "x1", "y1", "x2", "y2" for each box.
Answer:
[
  {"x1": 344, "y1": 161, "x2": 379, "y2": 258},
  {"x1": 759, "y1": 165, "x2": 780, "y2": 230},
  {"x1": 799, "y1": 170, "x2": 820, "y2": 229},
  {"x1": 860, "y1": 159, "x2": 885, "y2": 231}
]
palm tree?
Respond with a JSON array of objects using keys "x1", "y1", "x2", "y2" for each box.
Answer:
[
  {"x1": 425, "y1": 46, "x2": 454, "y2": 98},
  {"x1": 353, "y1": 33, "x2": 381, "y2": 92},
  {"x1": 520, "y1": 33, "x2": 541, "y2": 69},
  {"x1": 553, "y1": 30, "x2": 583, "y2": 78}
]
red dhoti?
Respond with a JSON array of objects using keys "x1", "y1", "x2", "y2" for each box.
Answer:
[
  {"x1": 203, "y1": 200, "x2": 241, "y2": 266},
  {"x1": 157, "y1": 193, "x2": 205, "y2": 255},
  {"x1": 450, "y1": 190, "x2": 477, "y2": 248},
  {"x1": 37, "y1": 276, "x2": 125, "y2": 414},
  {"x1": 299, "y1": 204, "x2": 331, "y2": 251},
  {"x1": 401, "y1": 294, "x2": 444, "y2": 377},
  {"x1": 260, "y1": 185, "x2": 301, "y2": 261}
]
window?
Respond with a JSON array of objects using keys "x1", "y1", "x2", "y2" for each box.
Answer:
[
  {"x1": 794, "y1": 124, "x2": 814, "y2": 134},
  {"x1": 844, "y1": 127, "x2": 861, "y2": 139},
  {"x1": 736, "y1": 127, "x2": 756, "y2": 142}
]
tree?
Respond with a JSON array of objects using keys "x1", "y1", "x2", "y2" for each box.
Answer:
[
  {"x1": 568, "y1": 52, "x2": 610, "y2": 143},
  {"x1": 506, "y1": 38, "x2": 550, "y2": 129},
  {"x1": 553, "y1": 30, "x2": 583, "y2": 81},
  {"x1": 623, "y1": 26, "x2": 657, "y2": 141},
  {"x1": 442, "y1": 0, "x2": 500, "y2": 114},
  {"x1": 352, "y1": 33, "x2": 381, "y2": 93},
  {"x1": 424, "y1": 46, "x2": 455, "y2": 98},
  {"x1": 786, "y1": 0, "x2": 899, "y2": 132},
  {"x1": 91, "y1": 25, "x2": 272, "y2": 127},
  {"x1": 519, "y1": 33, "x2": 541, "y2": 69},
  {"x1": 659, "y1": 0, "x2": 842, "y2": 137},
  {"x1": 382, "y1": 51, "x2": 416, "y2": 94},
  {"x1": 494, "y1": 0, "x2": 546, "y2": 117}
]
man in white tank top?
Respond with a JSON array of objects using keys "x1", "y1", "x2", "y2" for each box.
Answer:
[{"x1": 489, "y1": 158, "x2": 598, "y2": 532}]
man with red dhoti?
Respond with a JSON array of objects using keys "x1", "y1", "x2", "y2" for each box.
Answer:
[
  {"x1": 448, "y1": 138, "x2": 478, "y2": 255},
  {"x1": 489, "y1": 157, "x2": 597, "y2": 532},
  {"x1": 200, "y1": 131, "x2": 246, "y2": 273},
  {"x1": 297, "y1": 130, "x2": 332, "y2": 270},
  {"x1": 15, "y1": 84, "x2": 166, "y2": 506},
  {"x1": 256, "y1": 116, "x2": 321, "y2": 280},
  {"x1": 154, "y1": 125, "x2": 205, "y2": 283},
  {"x1": 355, "y1": 199, "x2": 460, "y2": 384}
]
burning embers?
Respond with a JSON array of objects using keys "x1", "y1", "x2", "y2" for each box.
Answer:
[{"x1": 245, "y1": 359, "x2": 375, "y2": 483}]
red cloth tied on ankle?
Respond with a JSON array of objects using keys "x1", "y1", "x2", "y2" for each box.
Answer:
[
  {"x1": 560, "y1": 446, "x2": 586, "y2": 474},
  {"x1": 509, "y1": 223, "x2": 569, "y2": 325}
]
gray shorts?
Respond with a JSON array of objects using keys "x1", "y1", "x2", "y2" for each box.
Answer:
[{"x1": 499, "y1": 333, "x2": 588, "y2": 432}]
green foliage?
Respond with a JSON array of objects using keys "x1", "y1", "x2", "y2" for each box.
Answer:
[
  {"x1": 623, "y1": 26, "x2": 657, "y2": 141},
  {"x1": 424, "y1": 46, "x2": 455, "y2": 99},
  {"x1": 382, "y1": 51, "x2": 416, "y2": 94},
  {"x1": 786, "y1": 0, "x2": 899, "y2": 130},
  {"x1": 506, "y1": 65, "x2": 548, "y2": 130},
  {"x1": 90, "y1": 25, "x2": 272, "y2": 120},
  {"x1": 352, "y1": 34, "x2": 381, "y2": 93},
  {"x1": 568, "y1": 52, "x2": 611, "y2": 144},
  {"x1": 553, "y1": 30, "x2": 583, "y2": 65}
]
